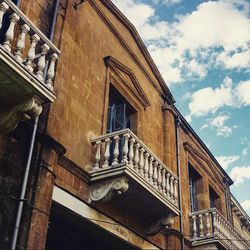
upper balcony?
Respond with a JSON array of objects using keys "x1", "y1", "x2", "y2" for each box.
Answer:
[
  {"x1": 0, "y1": 0, "x2": 60, "y2": 133},
  {"x1": 89, "y1": 129, "x2": 180, "y2": 234},
  {"x1": 189, "y1": 208, "x2": 250, "y2": 249}
]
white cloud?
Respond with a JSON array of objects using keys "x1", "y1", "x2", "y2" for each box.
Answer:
[
  {"x1": 151, "y1": 0, "x2": 182, "y2": 5},
  {"x1": 188, "y1": 77, "x2": 234, "y2": 117},
  {"x1": 200, "y1": 124, "x2": 208, "y2": 130},
  {"x1": 183, "y1": 59, "x2": 207, "y2": 79},
  {"x1": 141, "y1": 21, "x2": 169, "y2": 40},
  {"x1": 216, "y1": 155, "x2": 239, "y2": 170},
  {"x1": 217, "y1": 49, "x2": 250, "y2": 70},
  {"x1": 241, "y1": 137, "x2": 248, "y2": 144},
  {"x1": 175, "y1": 1, "x2": 250, "y2": 53},
  {"x1": 112, "y1": 0, "x2": 169, "y2": 41},
  {"x1": 240, "y1": 137, "x2": 250, "y2": 157},
  {"x1": 112, "y1": 0, "x2": 250, "y2": 86},
  {"x1": 162, "y1": 0, "x2": 182, "y2": 6},
  {"x1": 236, "y1": 80, "x2": 250, "y2": 106},
  {"x1": 114, "y1": 0, "x2": 154, "y2": 27},
  {"x1": 209, "y1": 115, "x2": 236, "y2": 137},
  {"x1": 242, "y1": 147, "x2": 249, "y2": 156},
  {"x1": 241, "y1": 200, "x2": 250, "y2": 212},
  {"x1": 230, "y1": 166, "x2": 250, "y2": 186},
  {"x1": 201, "y1": 115, "x2": 236, "y2": 137},
  {"x1": 209, "y1": 115, "x2": 229, "y2": 127},
  {"x1": 188, "y1": 77, "x2": 250, "y2": 118},
  {"x1": 216, "y1": 126, "x2": 233, "y2": 137},
  {"x1": 185, "y1": 114, "x2": 192, "y2": 123}
]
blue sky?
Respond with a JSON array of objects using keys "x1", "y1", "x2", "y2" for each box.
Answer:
[{"x1": 112, "y1": 0, "x2": 250, "y2": 215}]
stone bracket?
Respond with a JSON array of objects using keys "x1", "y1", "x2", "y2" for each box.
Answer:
[
  {"x1": 89, "y1": 176, "x2": 129, "y2": 202},
  {"x1": 0, "y1": 95, "x2": 42, "y2": 134},
  {"x1": 145, "y1": 214, "x2": 174, "y2": 235}
]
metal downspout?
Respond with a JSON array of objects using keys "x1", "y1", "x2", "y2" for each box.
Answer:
[
  {"x1": 175, "y1": 115, "x2": 184, "y2": 250},
  {"x1": 10, "y1": 117, "x2": 39, "y2": 250},
  {"x1": 49, "y1": 0, "x2": 60, "y2": 41},
  {"x1": 10, "y1": 1, "x2": 60, "y2": 249}
]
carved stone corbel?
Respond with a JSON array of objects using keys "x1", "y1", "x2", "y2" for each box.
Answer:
[
  {"x1": 89, "y1": 177, "x2": 129, "y2": 202},
  {"x1": 145, "y1": 214, "x2": 174, "y2": 235},
  {"x1": 0, "y1": 95, "x2": 43, "y2": 133}
]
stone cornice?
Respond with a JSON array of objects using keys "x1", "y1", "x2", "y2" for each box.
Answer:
[{"x1": 58, "y1": 156, "x2": 90, "y2": 183}]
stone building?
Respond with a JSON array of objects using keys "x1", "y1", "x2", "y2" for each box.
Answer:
[{"x1": 0, "y1": 0, "x2": 250, "y2": 249}]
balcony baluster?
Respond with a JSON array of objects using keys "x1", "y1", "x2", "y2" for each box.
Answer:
[
  {"x1": 0, "y1": 0, "x2": 60, "y2": 89},
  {"x1": 25, "y1": 34, "x2": 40, "y2": 72},
  {"x1": 0, "y1": 2, "x2": 8, "y2": 30},
  {"x1": 90, "y1": 129, "x2": 179, "y2": 209},
  {"x1": 15, "y1": 24, "x2": 30, "y2": 62},
  {"x1": 189, "y1": 208, "x2": 250, "y2": 249},
  {"x1": 112, "y1": 136, "x2": 120, "y2": 167}
]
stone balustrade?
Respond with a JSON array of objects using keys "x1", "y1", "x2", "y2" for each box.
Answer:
[
  {"x1": 91, "y1": 128, "x2": 179, "y2": 208},
  {"x1": 0, "y1": 0, "x2": 60, "y2": 90},
  {"x1": 190, "y1": 208, "x2": 250, "y2": 249}
]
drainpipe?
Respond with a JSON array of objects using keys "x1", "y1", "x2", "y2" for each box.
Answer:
[
  {"x1": 10, "y1": 1, "x2": 60, "y2": 249},
  {"x1": 48, "y1": 0, "x2": 60, "y2": 41},
  {"x1": 10, "y1": 117, "x2": 39, "y2": 250},
  {"x1": 175, "y1": 115, "x2": 184, "y2": 250}
]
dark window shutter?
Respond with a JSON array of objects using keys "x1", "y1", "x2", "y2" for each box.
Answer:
[
  {"x1": 113, "y1": 104, "x2": 126, "y2": 131},
  {"x1": 189, "y1": 176, "x2": 197, "y2": 212},
  {"x1": 107, "y1": 106, "x2": 114, "y2": 133},
  {"x1": 209, "y1": 190, "x2": 216, "y2": 208}
]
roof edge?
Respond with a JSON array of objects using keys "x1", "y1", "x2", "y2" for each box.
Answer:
[
  {"x1": 99, "y1": 0, "x2": 175, "y2": 104},
  {"x1": 231, "y1": 194, "x2": 250, "y2": 221},
  {"x1": 172, "y1": 105, "x2": 234, "y2": 186}
]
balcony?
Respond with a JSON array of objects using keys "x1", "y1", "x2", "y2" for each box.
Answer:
[
  {"x1": 89, "y1": 129, "x2": 179, "y2": 234},
  {"x1": 189, "y1": 208, "x2": 250, "y2": 249},
  {"x1": 0, "y1": 0, "x2": 60, "y2": 133}
]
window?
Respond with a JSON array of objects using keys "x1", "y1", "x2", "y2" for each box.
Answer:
[
  {"x1": 107, "y1": 85, "x2": 135, "y2": 133},
  {"x1": 189, "y1": 171, "x2": 198, "y2": 212},
  {"x1": 209, "y1": 187, "x2": 221, "y2": 211},
  {"x1": 189, "y1": 164, "x2": 202, "y2": 212}
]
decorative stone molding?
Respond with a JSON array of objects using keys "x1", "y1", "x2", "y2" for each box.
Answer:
[
  {"x1": 89, "y1": 177, "x2": 129, "y2": 202},
  {"x1": 145, "y1": 214, "x2": 174, "y2": 235},
  {"x1": 0, "y1": 95, "x2": 42, "y2": 133},
  {"x1": 58, "y1": 156, "x2": 89, "y2": 183},
  {"x1": 104, "y1": 56, "x2": 150, "y2": 109}
]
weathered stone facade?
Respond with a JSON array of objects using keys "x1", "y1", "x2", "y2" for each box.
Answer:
[{"x1": 0, "y1": 0, "x2": 249, "y2": 249}]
